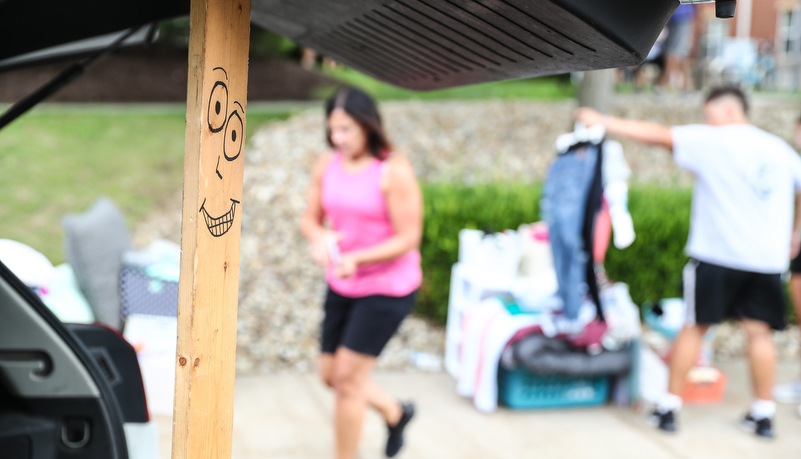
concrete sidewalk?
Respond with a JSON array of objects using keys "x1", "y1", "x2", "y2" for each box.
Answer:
[{"x1": 156, "y1": 359, "x2": 801, "y2": 459}]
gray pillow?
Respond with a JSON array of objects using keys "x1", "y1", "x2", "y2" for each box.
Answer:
[{"x1": 62, "y1": 197, "x2": 131, "y2": 329}]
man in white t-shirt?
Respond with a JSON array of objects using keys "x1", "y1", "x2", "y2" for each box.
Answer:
[
  {"x1": 577, "y1": 87, "x2": 801, "y2": 439},
  {"x1": 774, "y1": 116, "x2": 801, "y2": 415}
]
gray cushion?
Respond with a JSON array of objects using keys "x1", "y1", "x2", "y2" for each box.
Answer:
[{"x1": 62, "y1": 197, "x2": 131, "y2": 329}]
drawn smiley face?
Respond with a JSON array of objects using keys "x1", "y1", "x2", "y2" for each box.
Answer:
[{"x1": 199, "y1": 67, "x2": 245, "y2": 238}]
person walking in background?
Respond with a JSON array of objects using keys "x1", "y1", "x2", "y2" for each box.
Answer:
[
  {"x1": 623, "y1": 26, "x2": 667, "y2": 91},
  {"x1": 774, "y1": 115, "x2": 801, "y2": 417},
  {"x1": 301, "y1": 86, "x2": 422, "y2": 459},
  {"x1": 660, "y1": 4, "x2": 696, "y2": 91},
  {"x1": 577, "y1": 87, "x2": 801, "y2": 438}
]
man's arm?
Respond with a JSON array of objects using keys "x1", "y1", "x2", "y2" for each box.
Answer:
[{"x1": 575, "y1": 108, "x2": 674, "y2": 151}]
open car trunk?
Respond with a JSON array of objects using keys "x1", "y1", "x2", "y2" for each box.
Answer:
[{"x1": 0, "y1": 261, "x2": 152, "y2": 459}]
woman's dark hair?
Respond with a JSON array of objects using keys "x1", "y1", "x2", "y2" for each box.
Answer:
[{"x1": 325, "y1": 86, "x2": 391, "y2": 160}]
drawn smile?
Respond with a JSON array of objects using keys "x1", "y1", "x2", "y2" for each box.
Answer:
[{"x1": 199, "y1": 198, "x2": 240, "y2": 237}]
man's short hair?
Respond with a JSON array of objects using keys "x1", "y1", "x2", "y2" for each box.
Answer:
[{"x1": 705, "y1": 86, "x2": 749, "y2": 115}]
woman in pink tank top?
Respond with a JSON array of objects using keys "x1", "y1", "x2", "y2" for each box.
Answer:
[{"x1": 301, "y1": 87, "x2": 422, "y2": 459}]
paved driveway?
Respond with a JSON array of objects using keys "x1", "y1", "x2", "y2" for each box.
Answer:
[{"x1": 155, "y1": 358, "x2": 801, "y2": 459}]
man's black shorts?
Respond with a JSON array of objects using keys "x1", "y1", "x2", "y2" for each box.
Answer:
[
  {"x1": 321, "y1": 287, "x2": 416, "y2": 357},
  {"x1": 683, "y1": 260, "x2": 786, "y2": 330}
]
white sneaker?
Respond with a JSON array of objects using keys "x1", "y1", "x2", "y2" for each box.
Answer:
[{"x1": 773, "y1": 379, "x2": 801, "y2": 404}]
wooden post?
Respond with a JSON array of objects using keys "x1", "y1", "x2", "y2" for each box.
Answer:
[{"x1": 172, "y1": 0, "x2": 250, "y2": 457}]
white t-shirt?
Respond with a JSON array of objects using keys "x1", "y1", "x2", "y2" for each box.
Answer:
[{"x1": 672, "y1": 124, "x2": 801, "y2": 273}]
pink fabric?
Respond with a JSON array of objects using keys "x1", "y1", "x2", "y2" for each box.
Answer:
[
  {"x1": 474, "y1": 309, "x2": 506, "y2": 395},
  {"x1": 505, "y1": 320, "x2": 608, "y2": 351},
  {"x1": 567, "y1": 319, "x2": 608, "y2": 348},
  {"x1": 507, "y1": 324, "x2": 544, "y2": 346},
  {"x1": 321, "y1": 153, "x2": 422, "y2": 297},
  {"x1": 593, "y1": 198, "x2": 612, "y2": 263},
  {"x1": 531, "y1": 224, "x2": 549, "y2": 242}
]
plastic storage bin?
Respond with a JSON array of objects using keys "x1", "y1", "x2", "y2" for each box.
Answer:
[
  {"x1": 120, "y1": 265, "x2": 179, "y2": 320},
  {"x1": 498, "y1": 366, "x2": 610, "y2": 409}
]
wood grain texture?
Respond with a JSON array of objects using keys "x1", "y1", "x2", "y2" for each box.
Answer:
[{"x1": 172, "y1": 0, "x2": 251, "y2": 457}]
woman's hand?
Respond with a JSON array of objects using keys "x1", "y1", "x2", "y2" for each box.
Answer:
[
  {"x1": 333, "y1": 252, "x2": 359, "y2": 278},
  {"x1": 311, "y1": 231, "x2": 343, "y2": 267}
]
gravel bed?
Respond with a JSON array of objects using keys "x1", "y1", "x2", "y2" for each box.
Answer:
[{"x1": 132, "y1": 94, "x2": 801, "y2": 373}]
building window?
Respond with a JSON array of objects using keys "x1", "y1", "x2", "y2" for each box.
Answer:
[
  {"x1": 777, "y1": 7, "x2": 801, "y2": 57},
  {"x1": 702, "y1": 19, "x2": 731, "y2": 59}
]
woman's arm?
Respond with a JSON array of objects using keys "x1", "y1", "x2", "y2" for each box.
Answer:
[
  {"x1": 335, "y1": 156, "x2": 423, "y2": 277},
  {"x1": 300, "y1": 154, "x2": 336, "y2": 266}
]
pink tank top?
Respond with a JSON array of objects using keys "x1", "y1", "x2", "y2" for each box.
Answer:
[{"x1": 321, "y1": 153, "x2": 422, "y2": 297}]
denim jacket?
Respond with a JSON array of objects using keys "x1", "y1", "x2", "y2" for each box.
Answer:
[{"x1": 541, "y1": 141, "x2": 604, "y2": 322}]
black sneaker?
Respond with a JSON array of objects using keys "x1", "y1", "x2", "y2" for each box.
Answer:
[
  {"x1": 649, "y1": 409, "x2": 677, "y2": 432},
  {"x1": 386, "y1": 402, "x2": 415, "y2": 457},
  {"x1": 741, "y1": 414, "x2": 774, "y2": 439}
]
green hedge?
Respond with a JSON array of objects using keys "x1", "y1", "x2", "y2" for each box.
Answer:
[
  {"x1": 604, "y1": 187, "x2": 692, "y2": 310},
  {"x1": 417, "y1": 183, "x2": 694, "y2": 325}
]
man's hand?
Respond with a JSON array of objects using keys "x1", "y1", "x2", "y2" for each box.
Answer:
[
  {"x1": 575, "y1": 107, "x2": 674, "y2": 150},
  {"x1": 791, "y1": 232, "x2": 801, "y2": 260},
  {"x1": 575, "y1": 107, "x2": 606, "y2": 127}
]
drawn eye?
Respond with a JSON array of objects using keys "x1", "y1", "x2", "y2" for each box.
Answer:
[
  {"x1": 207, "y1": 81, "x2": 228, "y2": 133},
  {"x1": 224, "y1": 109, "x2": 244, "y2": 161}
]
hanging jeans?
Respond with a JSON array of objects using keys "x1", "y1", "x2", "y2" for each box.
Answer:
[{"x1": 541, "y1": 143, "x2": 604, "y2": 321}]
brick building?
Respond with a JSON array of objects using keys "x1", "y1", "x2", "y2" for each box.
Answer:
[{"x1": 690, "y1": 0, "x2": 801, "y2": 89}]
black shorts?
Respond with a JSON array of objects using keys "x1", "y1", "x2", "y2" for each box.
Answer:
[
  {"x1": 683, "y1": 260, "x2": 786, "y2": 330},
  {"x1": 321, "y1": 287, "x2": 416, "y2": 357},
  {"x1": 790, "y1": 250, "x2": 801, "y2": 274}
]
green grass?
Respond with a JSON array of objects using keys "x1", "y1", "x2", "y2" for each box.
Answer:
[
  {"x1": 316, "y1": 67, "x2": 575, "y2": 101},
  {"x1": 0, "y1": 104, "x2": 291, "y2": 265}
]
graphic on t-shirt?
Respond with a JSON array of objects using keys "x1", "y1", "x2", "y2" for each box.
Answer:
[{"x1": 749, "y1": 163, "x2": 777, "y2": 200}]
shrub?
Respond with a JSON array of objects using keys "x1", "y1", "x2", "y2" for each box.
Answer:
[
  {"x1": 603, "y1": 186, "x2": 692, "y2": 307},
  {"x1": 417, "y1": 183, "x2": 541, "y2": 323},
  {"x1": 417, "y1": 183, "x2": 694, "y2": 325}
]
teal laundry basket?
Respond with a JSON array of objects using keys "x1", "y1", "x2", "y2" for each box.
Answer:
[{"x1": 498, "y1": 366, "x2": 610, "y2": 409}]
